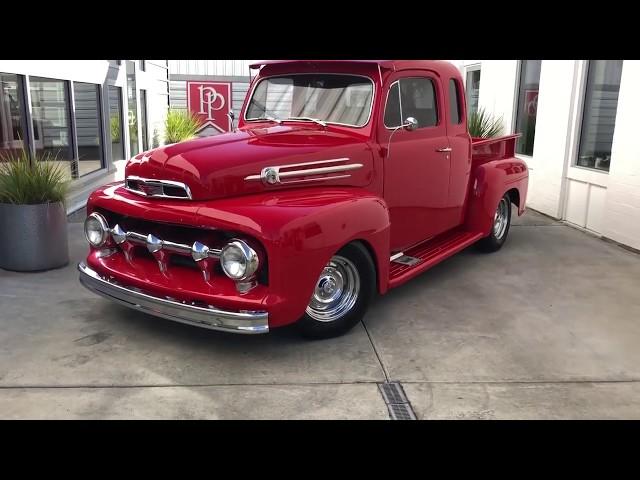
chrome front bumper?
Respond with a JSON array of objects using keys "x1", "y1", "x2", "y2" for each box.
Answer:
[{"x1": 78, "y1": 262, "x2": 269, "y2": 334}]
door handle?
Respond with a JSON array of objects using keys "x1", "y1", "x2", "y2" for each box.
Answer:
[{"x1": 436, "y1": 147, "x2": 452, "y2": 153}]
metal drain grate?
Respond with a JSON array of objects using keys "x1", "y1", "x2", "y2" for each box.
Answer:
[
  {"x1": 378, "y1": 382, "x2": 417, "y2": 420},
  {"x1": 388, "y1": 403, "x2": 417, "y2": 421}
]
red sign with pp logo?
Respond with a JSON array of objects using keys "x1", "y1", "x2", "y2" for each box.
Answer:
[{"x1": 187, "y1": 81, "x2": 232, "y2": 133}]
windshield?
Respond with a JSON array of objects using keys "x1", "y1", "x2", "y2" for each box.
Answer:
[{"x1": 245, "y1": 74, "x2": 374, "y2": 127}]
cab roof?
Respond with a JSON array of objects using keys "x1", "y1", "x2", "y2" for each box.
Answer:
[{"x1": 249, "y1": 60, "x2": 457, "y2": 73}]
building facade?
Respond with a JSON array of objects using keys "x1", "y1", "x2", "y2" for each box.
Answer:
[
  {"x1": 3, "y1": 59, "x2": 638, "y2": 252},
  {"x1": 452, "y1": 60, "x2": 640, "y2": 251},
  {"x1": 0, "y1": 60, "x2": 170, "y2": 213},
  {"x1": 168, "y1": 60, "x2": 255, "y2": 134}
]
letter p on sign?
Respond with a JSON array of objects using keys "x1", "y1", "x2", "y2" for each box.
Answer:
[{"x1": 187, "y1": 81, "x2": 232, "y2": 133}]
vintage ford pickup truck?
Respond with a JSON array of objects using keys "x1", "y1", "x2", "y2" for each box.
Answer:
[{"x1": 78, "y1": 60, "x2": 528, "y2": 338}]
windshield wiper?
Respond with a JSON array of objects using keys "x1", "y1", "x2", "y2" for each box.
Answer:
[
  {"x1": 284, "y1": 116, "x2": 327, "y2": 127},
  {"x1": 252, "y1": 115, "x2": 282, "y2": 124}
]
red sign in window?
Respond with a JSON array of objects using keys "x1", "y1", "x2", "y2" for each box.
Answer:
[
  {"x1": 525, "y1": 90, "x2": 538, "y2": 117},
  {"x1": 187, "y1": 81, "x2": 232, "y2": 133}
]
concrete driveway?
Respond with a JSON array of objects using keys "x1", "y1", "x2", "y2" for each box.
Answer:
[{"x1": 1, "y1": 209, "x2": 640, "y2": 419}]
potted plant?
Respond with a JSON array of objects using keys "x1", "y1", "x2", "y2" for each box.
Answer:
[
  {"x1": 164, "y1": 109, "x2": 204, "y2": 144},
  {"x1": 0, "y1": 149, "x2": 70, "y2": 271},
  {"x1": 468, "y1": 107, "x2": 504, "y2": 139}
]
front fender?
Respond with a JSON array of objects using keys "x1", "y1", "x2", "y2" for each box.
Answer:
[
  {"x1": 197, "y1": 187, "x2": 391, "y2": 327},
  {"x1": 464, "y1": 158, "x2": 529, "y2": 236}
]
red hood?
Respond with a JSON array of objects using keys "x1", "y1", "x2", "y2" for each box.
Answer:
[{"x1": 125, "y1": 125, "x2": 374, "y2": 201}]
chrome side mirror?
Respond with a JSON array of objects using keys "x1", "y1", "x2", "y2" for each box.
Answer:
[{"x1": 403, "y1": 117, "x2": 418, "y2": 131}]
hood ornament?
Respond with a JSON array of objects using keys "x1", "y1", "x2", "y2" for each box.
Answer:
[{"x1": 125, "y1": 176, "x2": 193, "y2": 200}]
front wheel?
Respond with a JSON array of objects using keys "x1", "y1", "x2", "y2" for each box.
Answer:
[
  {"x1": 477, "y1": 194, "x2": 512, "y2": 252},
  {"x1": 297, "y1": 242, "x2": 375, "y2": 339}
]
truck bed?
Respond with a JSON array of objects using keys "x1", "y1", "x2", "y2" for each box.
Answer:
[{"x1": 471, "y1": 134, "x2": 521, "y2": 164}]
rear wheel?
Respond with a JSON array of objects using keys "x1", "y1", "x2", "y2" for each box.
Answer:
[
  {"x1": 477, "y1": 194, "x2": 512, "y2": 252},
  {"x1": 297, "y1": 242, "x2": 375, "y2": 339}
]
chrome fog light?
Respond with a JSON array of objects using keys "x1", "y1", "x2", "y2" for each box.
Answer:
[
  {"x1": 220, "y1": 239, "x2": 259, "y2": 281},
  {"x1": 84, "y1": 213, "x2": 109, "y2": 247}
]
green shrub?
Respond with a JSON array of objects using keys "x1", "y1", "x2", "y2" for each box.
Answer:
[
  {"x1": 468, "y1": 107, "x2": 504, "y2": 138},
  {"x1": 0, "y1": 149, "x2": 69, "y2": 205},
  {"x1": 164, "y1": 109, "x2": 204, "y2": 144},
  {"x1": 110, "y1": 116, "x2": 121, "y2": 143}
]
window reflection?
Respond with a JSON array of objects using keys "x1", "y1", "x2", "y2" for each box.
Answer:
[
  {"x1": 73, "y1": 82, "x2": 104, "y2": 177},
  {"x1": 515, "y1": 60, "x2": 541, "y2": 156},
  {"x1": 140, "y1": 89, "x2": 148, "y2": 152},
  {"x1": 30, "y1": 77, "x2": 73, "y2": 179},
  {"x1": 577, "y1": 60, "x2": 623, "y2": 172},
  {"x1": 465, "y1": 68, "x2": 480, "y2": 116},
  {"x1": 126, "y1": 61, "x2": 138, "y2": 156},
  {"x1": 108, "y1": 86, "x2": 124, "y2": 161},
  {"x1": 0, "y1": 72, "x2": 26, "y2": 157}
]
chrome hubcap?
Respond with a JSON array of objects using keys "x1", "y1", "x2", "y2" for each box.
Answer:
[
  {"x1": 306, "y1": 255, "x2": 360, "y2": 322},
  {"x1": 493, "y1": 198, "x2": 509, "y2": 239}
]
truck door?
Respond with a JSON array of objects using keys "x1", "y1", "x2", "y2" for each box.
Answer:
[
  {"x1": 381, "y1": 74, "x2": 455, "y2": 251},
  {"x1": 445, "y1": 77, "x2": 473, "y2": 226}
]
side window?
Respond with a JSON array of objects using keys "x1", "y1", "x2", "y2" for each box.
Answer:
[
  {"x1": 383, "y1": 82, "x2": 401, "y2": 128},
  {"x1": 399, "y1": 77, "x2": 438, "y2": 128},
  {"x1": 448, "y1": 78, "x2": 462, "y2": 124}
]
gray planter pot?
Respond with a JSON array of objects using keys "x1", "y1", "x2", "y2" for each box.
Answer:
[{"x1": 0, "y1": 201, "x2": 69, "y2": 272}]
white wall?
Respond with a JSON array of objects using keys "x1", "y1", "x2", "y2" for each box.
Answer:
[
  {"x1": 137, "y1": 60, "x2": 169, "y2": 149},
  {"x1": 603, "y1": 60, "x2": 640, "y2": 250},
  {"x1": 528, "y1": 60, "x2": 579, "y2": 218},
  {"x1": 453, "y1": 59, "x2": 640, "y2": 251},
  {"x1": 168, "y1": 60, "x2": 257, "y2": 77}
]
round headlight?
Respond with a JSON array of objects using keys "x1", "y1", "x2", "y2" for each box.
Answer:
[
  {"x1": 84, "y1": 213, "x2": 109, "y2": 247},
  {"x1": 220, "y1": 239, "x2": 259, "y2": 281}
]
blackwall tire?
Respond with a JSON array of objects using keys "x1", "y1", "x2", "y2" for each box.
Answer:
[
  {"x1": 297, "y1": 242, "x2": 376, "y2": 340},
  {"x1": 477, "y1": 194, "x2": 512, "y2": 253}
]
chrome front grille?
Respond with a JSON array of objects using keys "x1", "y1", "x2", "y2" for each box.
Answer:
[
  {"x1": 93, "y1": 208, "x2": 229, "y2": 281},
  {"x1": 92, "y1": 209, "x2": 268, "y2": 287},
  {"x1": 110, "y1": 225, "x2": 222, "y2": 259},
  {"x1": 109, "y1": 223, "x2": 222, "y2": 280}
]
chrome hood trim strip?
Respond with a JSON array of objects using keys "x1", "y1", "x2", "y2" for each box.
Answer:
[{"x1": 244, "y1": 158, "x2": 363, "y2": 186}]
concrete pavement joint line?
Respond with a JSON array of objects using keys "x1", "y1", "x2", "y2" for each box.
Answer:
[
  {"x1": 361, "y1": 320, "x2": 390, "y2": 382},
  {"x1": 378, "y1": 382, "x2": 417, "y2": 420},
  {"x1": 398, "y1": 379, "x2": 640, "y2": 385},
  {"x1": 511, "y1": 224, "x2": 564, "y2": 227},
  {"x1": 0, "y1": 381, "x2": 384, "y2": 390},
  {"x1": 3, "y1": 379, "x2": 640, "y2": 391}
]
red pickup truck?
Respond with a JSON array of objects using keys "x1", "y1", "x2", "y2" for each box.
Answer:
[{"x1": 78, "y1": 60, "x2": 528, "y2": 339}]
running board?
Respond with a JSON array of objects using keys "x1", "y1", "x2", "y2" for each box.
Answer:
[{"x1": 388, "y1": 229, "x2": 484, "y2": 289}]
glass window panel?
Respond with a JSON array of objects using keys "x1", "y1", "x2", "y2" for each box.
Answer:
[
  {"x1": 0, "y1": 72, "x2": 26, "y2": 157},
  {"x1": 465, "y1": 68, "x2": 480, "y2": 116},
  {"x1": 140, "y1": 89, "x2": 148, "y2": 152},
  {"x1": 399, "y1": 77, "x2": 438, "y2": 129},
  {"x1": 515, "y1": 60, "x2": 541, "y2": 156},
  {"x1": 449, "y1": 78, "x2": 462, "y2": 124},
  {"x1": 108, "y1": 86, "x2": 124, "y2": 161},
  {"x1": 126, "y1": 61, "x2": 138, "y2": 156},
  {"x1": 29, "y1": 77, "x2": 73, "y2": 180},
  {"x1": 576, "y1": 60, "x2": 623, "y2": 172},
  {"x1": 384, "y1": 82, "x2": 401, "y2": 128},
  {"x1": 73, "y1": 82, "x2": 104, "y2": 177},
  {"x1": 246, "y1": 74, "x2": 373, "y2": 127}
]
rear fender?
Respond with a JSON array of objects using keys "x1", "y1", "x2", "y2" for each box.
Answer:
[{"x1": 464, "y1": 159, "x2": 528, "y2": 236}]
